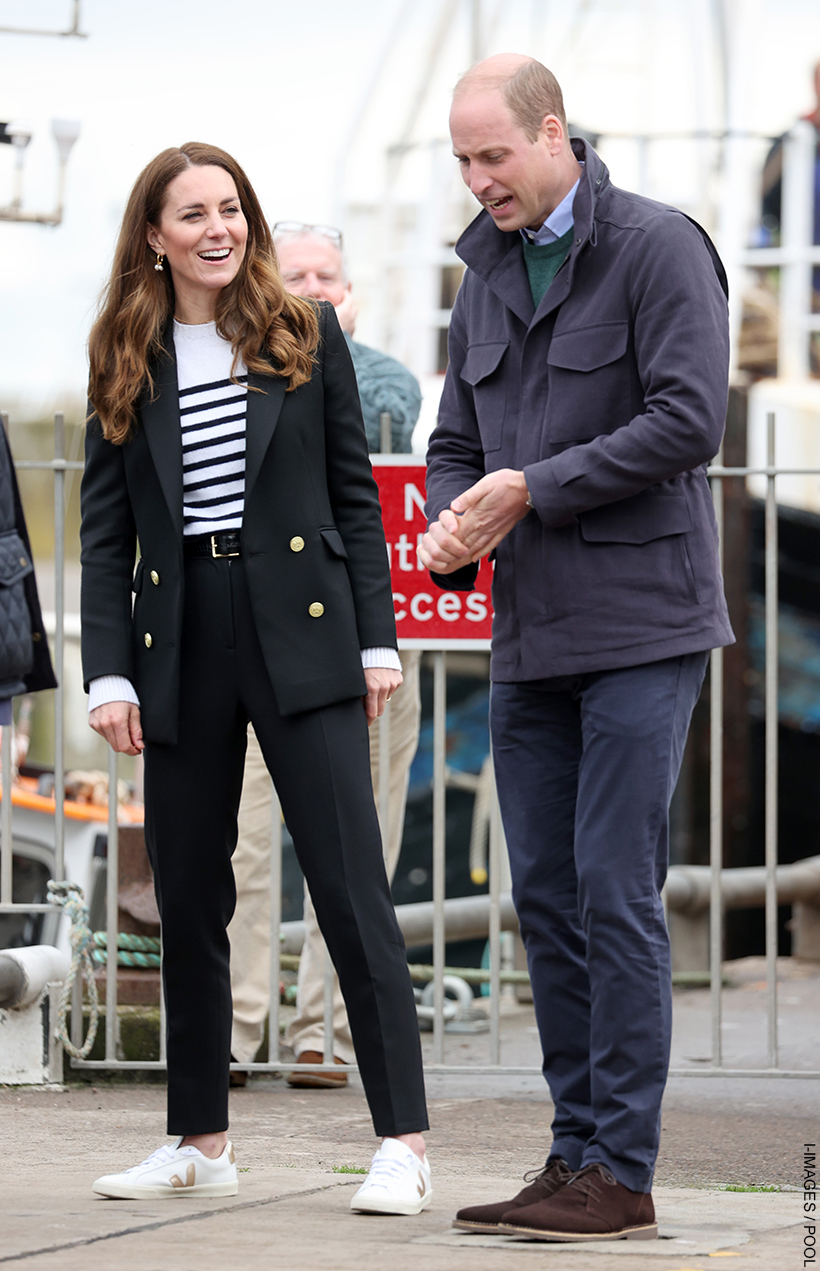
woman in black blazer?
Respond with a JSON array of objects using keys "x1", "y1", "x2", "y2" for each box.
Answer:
[{"x1": 81, "y1": 143, "x2": 430, "y2": 1213}]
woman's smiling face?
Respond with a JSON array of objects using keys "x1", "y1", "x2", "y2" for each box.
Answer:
[{"x1": 147, "y1": 164, "x2": 248, "y2": 317}]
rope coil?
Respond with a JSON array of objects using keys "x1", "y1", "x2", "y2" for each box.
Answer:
[
  {"x1": 91, "y1": 932, "x2": 161, "y2": 969},
  {"x1": 46, "y1": 880, "x2": 100, "y2": 1059}
]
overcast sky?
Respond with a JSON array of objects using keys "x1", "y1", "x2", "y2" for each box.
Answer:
[{"x1": 1, "y1": 0, "x2": 820, "y2": 418}]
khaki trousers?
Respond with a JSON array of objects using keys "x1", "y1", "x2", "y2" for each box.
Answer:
[{"x1": 228, "y1": 649, "x2": 422, "y2": 1064}]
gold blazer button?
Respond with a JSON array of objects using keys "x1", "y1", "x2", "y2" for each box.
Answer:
[
  {"x1": 150, "y1": 570, "x2": 160, "y2": 585},
  {"x1": 144, "y1": 632, "x2": 153, "y2": 648},
  {"x1": 308, "y1": 602, "x2": 324, "y2": 618},
  {"x1": 290, "y1": 536, "x2": 305, "y2": 552}
]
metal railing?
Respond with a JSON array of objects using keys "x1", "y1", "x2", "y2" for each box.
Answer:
[
  {"x1": 739, "y1": 119, "x2": 820, "y2": 380},
  {"x1": 1, "y1": 411, "x2": 819, "y2": 1080}
]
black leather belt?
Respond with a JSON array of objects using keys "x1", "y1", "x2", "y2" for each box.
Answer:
[{"x1": 184, "y1": 531, "x2": 242, "y2": 559}]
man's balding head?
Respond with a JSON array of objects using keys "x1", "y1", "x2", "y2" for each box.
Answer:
[
  {"x1": 449, "y1": 53, "x2": 579, "y2": 233},
  {"x1": 454, "y1": 54, "x2": 568, "y2": 141}
]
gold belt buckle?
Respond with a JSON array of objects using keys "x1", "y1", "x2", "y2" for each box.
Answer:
[{"x1": 210, "y1": 535, "x2": 240, "y2": 558}]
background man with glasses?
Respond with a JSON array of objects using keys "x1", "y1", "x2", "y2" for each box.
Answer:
[{"x1": 228, "y1": 223, "x2": 423, "y2": 1087}]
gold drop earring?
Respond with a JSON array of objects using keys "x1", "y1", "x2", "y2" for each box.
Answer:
[{"x1": 154, "y1": 251, "x2": 165, "y2": 272}]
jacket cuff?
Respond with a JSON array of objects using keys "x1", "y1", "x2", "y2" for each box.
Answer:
[
  {"x1": 361, "y1": 647, "x2": 402, "y2": 672},
  {"x1": 523, "y1": 460, "x2": 579, "y2": 528},
  {"x1": 88, "y1": 675, "x2": 140, "y2": 713},
  {"x1": 430, "y1": 563, "x2": 479, "y2": 592}
]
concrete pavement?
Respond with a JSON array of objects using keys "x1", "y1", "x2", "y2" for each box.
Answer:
[
  {"x1": 2, "y1": 958, "x2": 818, "y2": 1269},
  {"x1": 0, "y1": 1069, "x2": 814, "y2": 1269}
]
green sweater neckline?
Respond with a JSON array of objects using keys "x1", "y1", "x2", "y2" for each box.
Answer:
[{"x1": 522, "y1": 227, "x2": 574, "y2": 307}]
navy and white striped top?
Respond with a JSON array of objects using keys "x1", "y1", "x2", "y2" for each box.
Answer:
[{"x1": 173, "y1": 319, "x2": 248, "y2": 536}]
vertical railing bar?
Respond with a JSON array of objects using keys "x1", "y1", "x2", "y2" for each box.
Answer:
[
  {"x1": 53, "y1": 413, "x2": 66, "y2": 882},
  {"x1": 267, "y1": 786, "x2": 282, "y2": 1064},
  {"x1": 0, "y1": 724, "x2": 12, "y2": 905},
  {"x1": 765, "y1": 412, "x2": 779, "y2": 1068},
  {"x1": 322, "y1": 947, "x2": 334, "y2": 1065},
  {"x1": 487, "y1": 756, "x2": 501, "y2": 1066},
  {"x1": 709, "y1": 451, "x2": 724, "y2": 1068},
  {"x1": 70, "y1": 964, "x2": 82, "y2": 1052},
  {"x1": 105, "y1": 747, "x2": 119, "y2": 1060},
  {"x1": 158, "y1": 948, "x2": 167, "y2": 1064},
  {"x1": 432, "y1": 651, "x2": 446, "y2": 1066},
  {"x1": 377, "y1": 703, "x2": 390, "y2": 842}
]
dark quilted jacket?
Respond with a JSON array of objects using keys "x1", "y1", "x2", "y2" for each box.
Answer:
[{"x1": 0, "y1": 423, "x2": 56, "y2": 699}]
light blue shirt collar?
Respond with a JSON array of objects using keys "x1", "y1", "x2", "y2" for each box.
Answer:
[{"x1": 520, "y1": 176, "x2": 580, "y2": 246}]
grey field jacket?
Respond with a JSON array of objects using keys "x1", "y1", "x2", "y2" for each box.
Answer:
[{"x1": 425, "y1": 140, "x2": 735, "y2": 681}]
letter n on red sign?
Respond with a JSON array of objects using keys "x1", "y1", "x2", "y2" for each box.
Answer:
[{"x1": 371, "y1": 456, "x2": 493, "y2": 647}]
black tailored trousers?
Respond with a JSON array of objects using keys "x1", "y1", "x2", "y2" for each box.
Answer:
[{"x1": 143, "y1": 553, "x2": 428, "y2": 1137}]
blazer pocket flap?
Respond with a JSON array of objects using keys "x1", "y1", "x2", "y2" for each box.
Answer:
[
  {"x1": 132, "y1": 558, "x2": 145, "y2": 594},
  {"x1": 460, "y1": 341, "x2": 509, "y2": 386},
  {"x1": 580, "y1": 492, "x2": 693, "y2": 545},
  {"x1": 319, "y1": 527, "x2": 349, "y2": 559},
  {"x1": 0, "y1": 531, "x2": 33, "y2": 586},
  {"x1": 548, "y1": 322, "x2": 629, "y2": 372}
]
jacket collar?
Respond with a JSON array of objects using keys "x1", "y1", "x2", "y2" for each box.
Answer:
[
  {"x1": 244, "y1": 367, "x2": 286, "y2": 500},
  {"x1": 139, "y1": 321, "x2": 287, "y2": 533},
  {"x1": 140, "y1": 325, "x2": 183, "y2": 539},
  {"x1": 455, "y1": 140, "x2": 609, "y2": 325}
]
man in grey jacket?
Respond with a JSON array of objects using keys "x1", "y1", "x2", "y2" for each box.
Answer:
[
  {"x1": 420, "y1": 54, "x2": 733, "y2": 1242},
  {"x1": 228, "y1": 226, "x2": 422, "y2": 1086}
]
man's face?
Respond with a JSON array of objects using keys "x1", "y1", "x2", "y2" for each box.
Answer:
[
  {"x1": 450, "y1": 88, "x2": 565, "y2": 232},
  {"x1": 275, "y1": 235, "x2": 350, "y2": 304}
]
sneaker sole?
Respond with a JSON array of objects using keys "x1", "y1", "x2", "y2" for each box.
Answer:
[
  {"x1": 92, "y1": 1181, "x2": 239, "y2": 1200},
  {"x1": 351, "y1": 1191, "x2": 433, "y2": 1216},
  {"x1": 497, "y1": 1220, "x2": 658, "y2": 1242}
]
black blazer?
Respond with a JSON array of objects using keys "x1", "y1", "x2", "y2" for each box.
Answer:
[{"x1": 80, "y1": 303, "x2": 397, "y2": 745}]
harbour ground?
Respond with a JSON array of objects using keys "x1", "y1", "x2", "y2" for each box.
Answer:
[{"x1": 1, "y1": 957, "x2": 817, "y2": 1269}]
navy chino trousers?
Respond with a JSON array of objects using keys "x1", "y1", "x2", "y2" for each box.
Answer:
[
  {"x1": 491, "y1": 652, "x2": 709, "y2": 1193},
  {"x1": 143, "y1": 553, "x2": 428, "y2": 1139}
]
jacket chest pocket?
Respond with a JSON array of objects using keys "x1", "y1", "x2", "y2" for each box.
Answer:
[
  {"x1": 460, "y1": 341, "x2": 509, "y2": 453},
  {"x1": 546, "y1": 321, "x2": 631, "y2": 441}
]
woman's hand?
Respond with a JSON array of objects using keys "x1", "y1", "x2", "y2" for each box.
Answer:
[
  {"x1": 363, "y1": 667, "x2": 403, "y2": 725},
  {"x1": 89, "y1": 701, "x2": 144, "y2": 756}
]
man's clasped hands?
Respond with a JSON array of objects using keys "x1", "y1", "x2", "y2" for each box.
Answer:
[{"x1": 418, "y1": 467, "x2": 531, "y2": 574}]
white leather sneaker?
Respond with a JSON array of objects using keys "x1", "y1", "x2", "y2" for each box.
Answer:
[
  {"x1": 350, "y1": 1138, "x2": 432, "y2": 1215},
  {"x1": 92, "y1": 1137, "x2": 238, "y2": 1199}
]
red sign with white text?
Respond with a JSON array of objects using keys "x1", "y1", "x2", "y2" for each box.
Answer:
[{"x1": 371, "y1": 456, "x2": 493, "y2": 649}]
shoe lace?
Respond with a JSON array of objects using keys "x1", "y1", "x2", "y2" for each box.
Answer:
[
  {"x1": 522, "y1": 1158, "x2": 573, "y2": 1187},
  {"x1": 126, "y1": 1143, "x2": 179, "y2": 1174},
  {"x1": 363, "y1": 1151, "x2": 415, "y2": 1188},
  {"x1": 566, "y1": 1162, "x2": 617, "y2": 1201}
]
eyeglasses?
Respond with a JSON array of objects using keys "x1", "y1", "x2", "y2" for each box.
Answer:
[{"x1": 272, "y1": 221, "x2": 343, "y2": 247}]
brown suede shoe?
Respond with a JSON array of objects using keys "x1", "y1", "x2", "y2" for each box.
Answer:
[
  {"x1": 452, "y1": 1158, "x2": 573, "y2": 1233},
  {"x1": 498, "y1": 1162, "x2": 657, "y2": 1242},
  {"x1": 286, "y1": 1051, "x2": 348, "y2": 1088}
]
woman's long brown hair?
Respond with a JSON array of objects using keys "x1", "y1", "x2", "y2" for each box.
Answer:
[{"x1": 88, "y1": 142, "x2": 319, "y2": 444}]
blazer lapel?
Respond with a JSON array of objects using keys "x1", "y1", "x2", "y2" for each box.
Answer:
[
  {"x1": 140, "y1": 340, "x2": 184, "y2": 540},
  {"x1": 244, "y1": 369, "x2": 286, "y2": 503}
]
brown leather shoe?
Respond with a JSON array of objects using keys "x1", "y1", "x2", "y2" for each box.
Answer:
[
  {"x1": 229, "y1": 1054, "x2": 248, "y2": 1088},
  {"x1": 285, "y1": 1051, "x2": 348, "y2": 1088},
  {"x1": 498, "y1": 1162, "x2": 657, "y2": 1242},
  {"x1": 452, "y1": 1157, "x2": 573, "y2": 1233}
]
